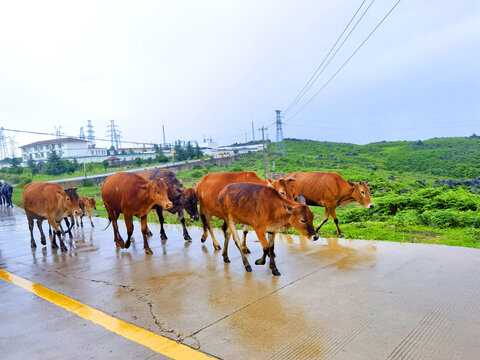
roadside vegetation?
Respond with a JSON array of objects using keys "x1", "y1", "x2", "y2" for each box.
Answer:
[{"x1": 5, "y1": 135, "x2": 480, "y2": 248}]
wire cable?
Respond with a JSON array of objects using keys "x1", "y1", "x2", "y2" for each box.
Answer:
[
  {"x1": 284, "y1": 0, "x2": 368, "y2": 115},
  {"x1": 287, "y1": 0, "x2": 403, "y2": 122}
]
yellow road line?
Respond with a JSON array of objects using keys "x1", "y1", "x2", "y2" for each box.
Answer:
[{"x1": 0, "y1": 269, "x2": 215, "y2": 360}]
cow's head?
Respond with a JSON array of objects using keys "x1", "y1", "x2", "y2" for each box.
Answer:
[
  {"x1": 284, "y1": 198, "x2": 318, "y2": 240},
  {"x1": 63, "y1": 187, "x2": 82, "y2": 216},
  {"x1": 87, "y1": 197, "x2": 97, "y2": 210},
  {"x1": 268, "y1": 177, "x2": 296, "y2": 201},
  {"x1": 58, "y1": 189, "x2": 82, "y2": 216},
  {"x1": 149, "y1": 179, "x2": 173, "y2": 210},
  {"x1": 182, "y1": 185, "x2": 199, "y2": 221},
  {"x1": 348, "y1": 180, "x2": 374, "y2": 209}
]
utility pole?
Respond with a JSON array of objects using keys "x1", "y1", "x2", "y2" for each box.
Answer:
[
  {"x1": 107, "y1": 120, "x2": 122, "y2": 150},
  {"x1": 275, "y1": 110, "x2": 286, "y2": 156},
  {"x1": 251, "y1": 121, "x2": 255, "y2": 142},
  {"x1": 79, "y1": 127, "x2": 85, "y2": 140},
  {"x1": 0, "y1": 127, "x2": 8, "y2": 161},
  {"x1": 162, "y1": 123, "x2": 166, "y2": 147},
  {"x1": 259, "y1": 126, "x2": 268, "y2": 179}
]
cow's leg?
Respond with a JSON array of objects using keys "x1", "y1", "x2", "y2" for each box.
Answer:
[
  {"x1": 254, "y1": 229, "x2": 280, "y2": 276},
  {"x1": 205, "y1": 212, "x2": 221, "y2": 250},
  {"x1": 80, "y1": 214, "x2": 84, "y2": 227},
  {"x1": 140, "y1": 215, "x2": 153, "y2": 254},
  {"x1": 63, "y1": 217, "x2": 73, "y2": 239},
  {"x1": 37, "y1": 219, "x2": 46, "y2": 245},
  {"x1": 48, "y1": 223, "x2": 52, "y2": 236},
  {"x1": 315, "y1": 208, "x2": 330, "y2": 232},
  {"x1": 268, "y1": 232, "x2": 276, "y2": 258},
  {"x1": 156, "y1": 206, "x2": 167, "y2": 240},
  {"x1": 199, "y1": 205, "x2": 209, "y2": 243},
  {"x1": 329, "y1": 207, "x2": 344, "y2": 237},
  {"x1": 124, "y1": 212, "x2": 134, "y2": 249},
  {"x1": 179, "y1": 210, "x2": 192, "y2": 241},
  {"x1": 27, "y1": 214, "x2": 36, "y2": 248},
  {"x1": 221, "y1": 221, "x2": 231, "y2": 263},
  {"x1": 225, "y1": 218, "x2": 251, "y2": 272},
  {"x1": 87, "y1": 209, "x2": 94, "y2": 227},
  {"x1": 106, "y1": 207, "x2": 124, "y2": 248},
  {"x1": 48, "y1": 216, "x2": 67, "y2": 251},
  {"x1": 241, "y1": 225, "x2": 251, "y2": 254}
]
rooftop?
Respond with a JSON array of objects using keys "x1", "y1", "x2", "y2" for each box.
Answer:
[{"x1": 20, "y1": 137, "x2": 88, "y2": 148}]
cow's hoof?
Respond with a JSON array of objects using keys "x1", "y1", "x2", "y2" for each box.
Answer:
[
  {"x1": 145, "y1": 229, "x2": 152, "y2": 237},
  {"x1": 184, "y1": 235, "x2": 192, "y2": 241},
  {"x1": 245, "y1": 265, "x2": 252, "y2": 272},
  {"x1": 242, "y1": 248, "x2": 251, "y2": 254},
  {"x1": 31, "y1": 243, "x2": 37, "y2": 248},
  {"x1": 125, "y1": 240, "x2": 131, "y2": 249},
  {"x1": 214, "y1": 245, "x2": 221, "y2": 251},
  {"x1": 339, "y1": 234, "x2": 345, "y2": 238},
  {"x1": 145, "y1": 249, "x2": 153, "y2": 254},
  {"x1": 61, "y1": 246, "x2": 68, "y2": 252},
  {"x1": 255, "y1": 258, "x2": 266, "y2": 265},
  {"x1": 313, "y1": 235, "x2": 319, "y2": 241},
  {"x1": 223, "y1": 257, "x2": 230, "y2": 263},
  {"x1": 160, "y1": 234, "x2": 168, "y2": 241},
  {"x1": 52, "y1": 243, "x2": 58, "y2": 249},
  {"x1": 91, "y1": 224, "x2": 95, "y2": 228},
  {"x1": 116, "y1": 241, "x2": 125, "y2": 249},
  {"x1": 272, "y1": 269, "x2": 281, "y2": 276},
  {"x1": 41, "y1": 238, "x2": 46, "y2": 245},
  {"x1": 201, "y1": 236, "x2": 207, "y2": 243}
]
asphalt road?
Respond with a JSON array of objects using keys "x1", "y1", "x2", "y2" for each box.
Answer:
[{"x1": 1, "y1": 206, "x2": 479, "y2": 359}]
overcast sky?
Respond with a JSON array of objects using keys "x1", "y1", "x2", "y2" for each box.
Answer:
[{"x1": 0, "y1": 0, "x2": 479, "y2": 154}]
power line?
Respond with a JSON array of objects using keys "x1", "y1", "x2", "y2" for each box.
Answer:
[
  {"x1": 284, "y1": 0, "x2": 369, "y2": 115},
  {"x1": 288, "y1": 0, "x2": 403, "y2": 122}
]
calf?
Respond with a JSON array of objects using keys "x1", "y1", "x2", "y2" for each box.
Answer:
[
  {"x1": 22, "y1": 182, "x2": 82, "y2": 251},
  {"x1": 74, "y1": 195, "x2": 97, "y2": 227},
  {"x1": 1, "y1": 183, "x2": 13, "y2": 207},
  {"x1": 101, "y1": 172, "x2": 173, "y2": 254},
  {"x1": 285, "y1": 172, "x2": 373, "y2": 237},
  {"x1": 195, "y1": 171, "x2": 296, "y2": 251},
  {"x1": 137, "y1": 169, "x2": 199, "y2": 241},
  {"x1": 218, "y1": 183, "x2": 317, "y2": 276}
]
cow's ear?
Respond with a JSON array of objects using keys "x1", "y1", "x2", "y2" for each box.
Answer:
[
  {"x1": 138, "y1": 184, "x2": 148, "y2": 189},
  {"x1": 297, "y1": 194, "x2": 306, "y2": 204},
  {"x1": 57, "y1": 190, "x2": 62, "y2": 194},
  {"x1": 192, "y1": 183, "x2": 196, "y2": 189},
  {"x1": 267, "y1": 177, "x2": 274, "y2": 184},
  {"x1": 283, "y1": 203, "x2": 293, "y2": 214},
  {"x1": 365, "y1": 180, "x2": 370, "y2": 184},
  {"x1": 348, "y1": 180, "x2": 355, "y2": 187},
  {"x1": 287, "y1": 178, "x2": 296, "y2": 182}
]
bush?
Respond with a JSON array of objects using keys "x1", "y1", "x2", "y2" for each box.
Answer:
[
  {"x1": 17, "y1": 177, "x2": 32, "y2": 187},
  {"x1": 83, "y1": 179, "x2": 95, "y2": 187}
]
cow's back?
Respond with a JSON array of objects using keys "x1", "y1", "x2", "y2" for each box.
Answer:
[
  {"x1": 138, "y1": 169, "x2": 183, "y2": 202},
  {"x1": 286, "y1": 172, "x2": 347, "y2": 207},
  {"x1": 101, "y1": 172, "x2": 149, "y2": 212},
  {"x1": 22, "y1": 182, "x2": 65, "y2": 218},
  {"x1": 195, "y1": 171, "x2": 266, "y2": 218}
]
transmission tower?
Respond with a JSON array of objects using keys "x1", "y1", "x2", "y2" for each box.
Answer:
[
  {"x1": 0, "y1": 127, "x2": 8, "y2": 160},
  {"x1": 107, "y1": 120, "x2": 122, "y2": 149},
  {"x1": 275, "y1": 110, "x2": 286, "y2": 156},
  {"x1": 86, "y1": 120, "x2": 95, "y2": 145},
  {"x1": 79, "y1": 127, "x2": 85, "y2": 140},
  {"x1": 54, "y1": 126, "x2": 64, "y2": 139}
]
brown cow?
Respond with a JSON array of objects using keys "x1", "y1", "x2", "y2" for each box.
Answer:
[
  {"x1": 218, "y1": 183, "x2": 317, "y2": 276},
  {"x1": 101, "y1": 172, "x2": 173, "y2": 254},
  {"x1": 285, "y1": 172, "x2": 374, "y2": 237},
  {"x1": 137, "y1": 169, "x2": 199, "y2": 241},
  {"x1": 194, "y1": 171, "x2": 296, "y2": 251},
  {"x1": 74, "y1": 195, "x2": 97, "y2": 227},
  {"x1": 22, "y1": 182, "x2": 82, "y2": 251}
]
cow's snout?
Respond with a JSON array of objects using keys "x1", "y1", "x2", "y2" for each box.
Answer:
[
  {"x1": 164, "y1": 201, "x2": 173, "y2": 210},
  {"x1": 368, "y1": 204, "x2": 374, "y2": 209},
  {"x1": 74, "y1": 209, "x2": 82, "y2": 216},
  {"x1": 191, "y1": 215, "x2": 199, "y2": 221}
]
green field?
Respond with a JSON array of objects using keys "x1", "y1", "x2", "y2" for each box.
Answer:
[{"x1": 7, "y1": 136, "x2": 480, "y2": 248}]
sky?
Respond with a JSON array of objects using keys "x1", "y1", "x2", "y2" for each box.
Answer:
[{"x1": 0, "y1": 0, "x2": 479, "y2": 155}]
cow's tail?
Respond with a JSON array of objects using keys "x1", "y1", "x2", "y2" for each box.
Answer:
[{"x1": 103, "y1": 216, "x2": 112, "y2": 231}]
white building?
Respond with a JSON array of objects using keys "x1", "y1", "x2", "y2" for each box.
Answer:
[{"x1": 20, "y1": 137, "x2": 108, "y2": 163}]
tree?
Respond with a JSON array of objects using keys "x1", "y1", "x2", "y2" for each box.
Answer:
[
  {"x1": 102, "y1": 160, "x2": 109, "y2": 170},
  {"x1": 27, "y1": 157, "x2": 38, "y2": 175},
  {"x1": 174, "y1": 142, "x2": 186, "y2": 161},
  {"x1": 42, "y1": 150, "x2": 69, "y2": 175},
  {"x1": 195, "y1": 143, "x2": 203, "y2": 159},
  {"x1": 72, "y1": 158, "x2": 80, "y2": 171},
  {"x1": 134, "y1": 157, "x2": 143, "y2": 166},
  {"x1": 185, "y1": 141, "x2": 195, "y2": 160}
]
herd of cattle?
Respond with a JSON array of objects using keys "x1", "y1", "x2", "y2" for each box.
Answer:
[
  {"x1": 20, "y1": 170, "x2": 373, "y2": 276},
  {"x1": 0, "y1": 180, "x2": 13, "y2": 208}
]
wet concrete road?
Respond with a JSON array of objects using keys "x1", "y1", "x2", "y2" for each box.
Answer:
[{"x1": 1, "y1": 206, "x2": 479, "y2": 360}]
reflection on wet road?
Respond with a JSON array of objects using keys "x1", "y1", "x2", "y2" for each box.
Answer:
[{"x1": 1, "y1": 207, "x2": 480, "y2": 359}]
